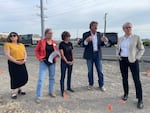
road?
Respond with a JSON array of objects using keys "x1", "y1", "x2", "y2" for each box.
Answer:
[{"x1": 0, "y1": 46, "x2": 150, "y2": 61}]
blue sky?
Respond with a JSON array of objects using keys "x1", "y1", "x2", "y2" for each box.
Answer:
[{"x1": 0, "y1": 0, "x2": 150, "y2": 40}]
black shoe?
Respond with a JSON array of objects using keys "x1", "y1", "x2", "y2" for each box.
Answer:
[
  {"x1": 61, "y1": 91, "x2": 64, "y2": 97},
  {"x1": 11, "y1": 93, "x2": 17, "y2": 99},
  {"x1": 122, "y1": 95, "x2": 128, "y2": 101},
  {"x1": 137, "y1": 101, "x2": 144, "y2": 109},
  {"x1": 67, "y1": 89, "x2": 74, "y2": 92},
  {"x1": 18, "y1": 89, "x2": 26, "y2": 95},
  {"x1": 61, "y1": 91, "x2": 67, "y2": 98}
]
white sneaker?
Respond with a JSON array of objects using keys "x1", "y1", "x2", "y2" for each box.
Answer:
[
  {"x1": 35, "y1": 98, "x2": 40, "y2": 104},
  {"x1": 100, "y1": 86, "x2": 106, "y2": 92},
  {"x1": 87, "y1": 85, "x2": 93, "y2": 90}
]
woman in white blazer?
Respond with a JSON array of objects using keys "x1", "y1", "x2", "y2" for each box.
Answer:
[{"x1": 116, "y1": 22, "x2": 145, "y2": 109}]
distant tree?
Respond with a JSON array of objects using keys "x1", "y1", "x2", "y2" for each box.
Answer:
[{"x1": 143, "y1": 41, "x2": 150, "y2": 46}]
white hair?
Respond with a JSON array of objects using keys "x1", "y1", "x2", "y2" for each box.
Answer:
[{"x1": 122, "y1": 22, "x2": 132, "y2": 29}]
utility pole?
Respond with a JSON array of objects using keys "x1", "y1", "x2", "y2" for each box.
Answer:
[
  {"x1": 103, "y1": 13, "x2": 110, "y2": 47},
  {"x1": 40, "y1": 0, "x2": 44, "y2": 38},
  {"x1": 103, "y1": 13, "x2": 107, "y2": 36}
]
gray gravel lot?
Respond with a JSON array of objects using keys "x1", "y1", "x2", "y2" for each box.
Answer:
[{"x1": 0, "y1": 55, "x2": 150, "y2": 113}]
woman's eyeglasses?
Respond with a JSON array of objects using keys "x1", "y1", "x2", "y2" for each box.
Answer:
[{"x1": 10, "y1": 34, "x2": 17, "y2": 37}]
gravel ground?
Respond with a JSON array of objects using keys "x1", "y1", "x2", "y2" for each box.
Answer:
[{"x1": 0, "y1": 55, "x2": 150, "y2": 113}]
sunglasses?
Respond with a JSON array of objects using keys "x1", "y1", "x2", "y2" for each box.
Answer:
[
  {"x1": 125, "y1": 26, "x2": 132, "y2": 29},
  {"x1": 10, "y1": 34, "x2": 17, "y2": 37}
]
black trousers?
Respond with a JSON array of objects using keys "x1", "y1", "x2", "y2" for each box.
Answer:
[
  {"x1": 119, "y1": 57, "x2": 143, "y2": 101},
  {"x1": 60, "y1": 60, "x2": 73, "y2": 94}
]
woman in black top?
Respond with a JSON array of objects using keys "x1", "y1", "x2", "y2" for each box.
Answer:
[{"x1": 59, "y1": 31, "x2": 74, "y2": 97}]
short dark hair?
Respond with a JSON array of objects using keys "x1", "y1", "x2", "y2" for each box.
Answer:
[
  {"x1": 61, "y1": 31, "x2": 71, "y2": 40},
  {"x1": 89, "y1": 21, "x2": 98, "y2": 29},
  {"x1": 7, "y1": 32, "x2": 20, "y2": 43}
]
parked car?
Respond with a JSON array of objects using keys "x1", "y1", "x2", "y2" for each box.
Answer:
[
  {"x1": 19, "y1": 34, "x2": 40, "y2": 46},
  {"x1": 78, "y1": 38, "x2": 83, "y2": 47},
  {"x1": 101, "y1": 32, "x2": 118, "y2": 47}
]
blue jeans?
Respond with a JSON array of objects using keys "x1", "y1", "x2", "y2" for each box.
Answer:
[
  {"x1": 36, "y1": 61, "x2": 56, "y2": 98},
  {"x1": 60, "y1": 60, "x2": 73, "y2": 94},
  {"x1": 86, "y1": 51, "x2": 104, "y2": 87}
]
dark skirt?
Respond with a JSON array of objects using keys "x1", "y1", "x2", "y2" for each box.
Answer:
[{"x1": 8, "y1": 60, "x2": 28, "y2": 89}]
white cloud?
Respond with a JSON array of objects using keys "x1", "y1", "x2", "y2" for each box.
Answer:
[{"x1": 0, "y1": 0, "x2": 149, "y2": 39}]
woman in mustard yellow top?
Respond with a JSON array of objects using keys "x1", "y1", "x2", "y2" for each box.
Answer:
[{"x1": 4, "y1": 32, "x2": 28, "y2": 99}]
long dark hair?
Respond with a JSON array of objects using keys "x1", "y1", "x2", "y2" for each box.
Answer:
[{"x1": 7, "y1": 32, "x2": 20, "y2": 43}]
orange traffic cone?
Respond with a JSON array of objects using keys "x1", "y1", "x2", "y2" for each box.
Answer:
[
  {"x1": 63, "y1": 92, "x2": 67, "y2": 99},
  {"x1": 107, "y1": 104, "x2": 112, "y2": 111},
  {"x1": 0, "y1": 70, "x2": 3, "y2": 75},
  {"x1": 145, "y1": 70, "x2": 150, "y2": 76}
]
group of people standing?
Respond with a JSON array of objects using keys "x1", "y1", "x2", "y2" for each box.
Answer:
[{"x1": 3, "y1": 21, "x2": 145, "y2": 109}]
